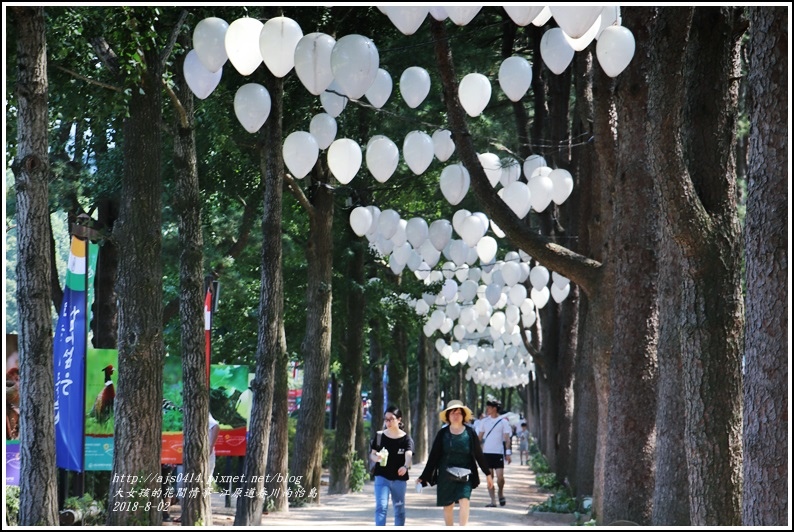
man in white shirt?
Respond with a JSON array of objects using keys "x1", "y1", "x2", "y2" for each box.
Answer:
[{"x1": 478, "y1": 400, "x2": 512, "y2": 507}]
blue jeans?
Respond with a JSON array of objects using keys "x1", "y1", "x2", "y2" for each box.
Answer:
[{"x1": 374, "y1": 475, "x2": 407, "y2": 526}]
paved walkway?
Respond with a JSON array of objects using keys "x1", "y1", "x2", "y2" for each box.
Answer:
[{"x1": 167, "y1": 460, "x2": 582, "y2": 528}]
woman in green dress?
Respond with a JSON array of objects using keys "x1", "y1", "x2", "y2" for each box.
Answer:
[{"x1": 417, "y1": 400, "x2": 493, "y2": 526}]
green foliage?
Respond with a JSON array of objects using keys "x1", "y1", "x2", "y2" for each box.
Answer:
[
  {"x1": 64, "y1": 493, "x2": 107, "y2": 525},
  {"x1": 529, "y1": 489, "x2": 577, "y2": 514},
  {"x1": 535, "y1": 472, "x2": 564, "y2": 490},
  {"x1": 5, "y1": 486, "x2": 20, "y2": 526},
  {"x1": 528, "y1": 451, "x2": 550, "y2": 474},
  {"x1": 349, "y1": 455, "x2": 367, "y2": 493}
]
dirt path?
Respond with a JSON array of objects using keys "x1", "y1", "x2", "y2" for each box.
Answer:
[{"x1": 166, "y1": 460, "x2": 582, "y2": 528}]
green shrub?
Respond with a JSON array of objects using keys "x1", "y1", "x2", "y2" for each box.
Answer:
[
  {"x1": 529, "y1": 489, "x2": 577, "y2": 514},
  {"x1": 535, "y1": 472, "x2": 563, "y2": 490},
  {"x1": 64, "y1": 493, "x2": 106, "y2": 525},
  {"x1": 528, "y1": 452, "x2": 550, "y2": 474},
  {"x1": 6, "y1": 486, "x2": 20, "y2": 526},
  {"x1": 349, "y1": 456, "x2": 366, "y2": 493}
]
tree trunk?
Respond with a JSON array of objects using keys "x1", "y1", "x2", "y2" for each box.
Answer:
[
  {"x1": 426, "y1": 338, "x2": 441, "y2": 443},
  {"x1": 742, "y1": 6, "x2": 788, "y2": 526},
  {"x1": 569, "y1": 294, "x2": 596, "y2": 499},
  {"x1": 602, "y1": 8, "x2": 660, "y2": 524},
  {"x1": 328, "y1": 235, "x2": 366, "y2": 494},
  {"x1": 234, "y1": 72, "x2": 285, "y2": 525},
  {"x1": 647, "y1": 7, "x2": 744, "y2": 525},
  {"x1": 292, "y1": 160, "x2": 334, "y2": 503},
  {"x1": 92, "y1": 197, "x2": 118, "y2": 348},
  {"x1": 369, "y1": 324, "x2": 384, "y2": 438},
  {"x1": 108, "y1": 45, "x2": 164, "y2": 526},
  {"x1": 387, "y1": 322, "x2": 410, "y2": 434},
  {"x1": 266, "y1": 323, "x2": 289, "y2": 512},
  {"x1": 11, "y1": 6, "x2": 59, "y2": 526},
  {"x1": 413, "y1": 335, "x2": 429, "y2": 463},
  {"x1": 172, "y1": 43, "x2": 211, "y2": 526}
]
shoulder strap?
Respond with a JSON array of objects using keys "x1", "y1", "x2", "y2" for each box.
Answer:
[
  {"x1": 376, "y1": 430, "x2": 382, "y2": 447},
  {"x1": 483, "y1": 419, "x2": 501, "y2": 443}
]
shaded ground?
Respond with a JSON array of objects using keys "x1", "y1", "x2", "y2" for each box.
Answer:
[{"x1": 164, "y1": 459, "x2": 584, "y2": 528}]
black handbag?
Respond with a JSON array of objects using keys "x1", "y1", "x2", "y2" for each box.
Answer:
[{"x1": 446, "y1": 467, "x2": 471, "y2": 483}]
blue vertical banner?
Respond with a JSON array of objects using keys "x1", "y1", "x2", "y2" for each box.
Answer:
[{"x1": 53, "y1": 236, "x2": 98, "y2": 471}]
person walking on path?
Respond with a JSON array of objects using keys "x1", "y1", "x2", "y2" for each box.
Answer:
[
  {"x1": 478, "y1": 399, "x2": 512, "y2": 507},
  {"x1": 370, "y1": 406, "x2": 414, "y2": 526},
  {"x1": 416, "y1": 400, "x2": 493, "y2": 526},
  {"x1": 516, "y1": 422, "x2": 530, "y2": 466}
]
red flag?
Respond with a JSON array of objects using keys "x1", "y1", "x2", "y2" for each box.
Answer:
[{"x1": 204, "y1": 288, "x2": 212, "y2": 383}]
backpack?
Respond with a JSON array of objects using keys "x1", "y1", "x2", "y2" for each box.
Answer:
[{"x1": 369, "y1": 431, "x2": 383, "y2": 477}]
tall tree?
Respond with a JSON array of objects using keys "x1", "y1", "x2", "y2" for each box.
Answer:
[
  {"x1": 647, "y1": 7, "x2": 745, "y2": 525},
  {"x1": 10, "y1": 6, "x2": 59, "y2": 526},
  {"x1": 170, "y1": 35, "x2": 212, "y2": 526},
  {"x1": 742, "y1": 6, "x2": 788, "y2": 526}
]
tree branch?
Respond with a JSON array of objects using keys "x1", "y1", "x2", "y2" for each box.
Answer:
[
  {"x1": 284, "y1": 173, "x2": 314, "y2": 216},
  {"x1": 163, "y1": 80, "x2": 188, "y2": 129},
  {"x1": 160, "y1": 9, "x2": 189, "y2": 68},
  {"x1": 52, "y1": 65, "x2": 122, "y2": 93}
]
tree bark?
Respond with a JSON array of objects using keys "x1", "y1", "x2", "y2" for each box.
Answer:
[
  {"x1": 234, "y1": 72, "x2": 285, "y2": 525},
  {"x1": 11, "y1": 6, "x2": 59, "y2": 526},
  {"x1": 328, "y1": 235, "x2": 366, "y2": 494},
  {"x1": 413, "y1": 334, "x2": 429, "y2": 463},
  {"x1": 172, "y1": 42, "x2": 211, "y2": 526},
  {"x1": 266, "y1": 323, "x2": 289, "y2": 512},
  {"x1": 368, "y1": 324, "x2": 384, "y2": 439},
  {"x1": 108, "y1": 44, "x2": 165, "y2": 526},
  {"x1": 647, "y1": 7, "x2": 745, "y2": 525},
  {"x1": 742, "y1": 6, "x2": 788, "y2": 526},
  {"x1": 292, "y1": 159, "x2": 334, "y2": 503}
]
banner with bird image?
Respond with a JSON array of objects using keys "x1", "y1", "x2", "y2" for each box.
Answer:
[{"x1": 53, "y1": 236, "x2": 98, "y2": 471}]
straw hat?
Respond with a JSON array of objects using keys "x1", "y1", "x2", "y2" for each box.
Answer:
[{"x1": 439, "y1": 400, "x2": 474, "y2": 424}]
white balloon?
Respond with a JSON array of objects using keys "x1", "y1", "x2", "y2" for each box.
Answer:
[
  {"x1": 540, "y1": 28, "x2": 575, "y2": 75},
  {"x1": 445, "y1": 6, "x2": 481, "y2": 26},
  {"x1": 419, "y1": 240, "x2": 441, "y2": 268},
  {"x1": 551, "y1": 283, "x2": 571, "y2": 303},
  {"x1": 183, "y1": 50, "x2": 222, "y2": 100},
  {"x1": 498, "y1": 56, "x2": 533, "y2": 102},
  {"x1": 403, "y1": 131, "x2": 434, "y2": 175},
  {"x1": 428, "y1": 6, "x2": 448, "y2": 21},
  {"x1": 532, "y1": 6, "x2": 553, "y2": 27},
  {"x1": 432, "y1": 129, "x2": 456, "y2": 162},
  {"x1": 478, "y1": 153, "x2": 502, "y2": 188},
  {"x1": 392, "y1": 221, "x2": 409, "y2": 251},
  {"x1": 366, "y1": 136, "x2": 399, "y2": 183},
  {"x1": 321, "y1": 80, "x2": 348, "y2": 117},
  {"x1": 234, "y1": 83, "x2": 271, "y2": 133},
  {"x1": 500, "y1": 181, "x2": 531, "y2": 219},
  {"x1": 476, "y1": 236, "x2": 498, "y2": 264},
  {"x1": 452, "y1": 209, "x2": 471, "y2": 236},
  {"x1": 549, "y1": 168, "x2": 574, "y2": 205},
  {"x1": 283, "y1": 131, "x2": 319, "y2": 179},
  {"x1": 441, "y1": 262, "x2": 456, "y2": 280},
  {"x1": 490, "y1": 219, "x2": 506, "y2": 239},
  {"x1": 330, "y1": 34, "x2": 379, "y2": 100},
  {"x1": 376, "y1": 209, "x2": 400, "y2": 239},
  {"x1": 459, "y1": 215, "x2": 487, "y2": 248},
  {"x1": 563, "y1": 15, "x2": 601, "y2": 52},
  {"x1": 508, "y1": 284, "x2": 527, "y2": 307},
  {"x1": 458, "y1": 73, "x2": 492, "y2": 117},
  {"x1": 442, "y1": 279, "x2": 458, "y2": 301},
  {"x1": 415, "y1": 299, "x2": 430, "y2": 315},
  {"x1": 596, "y1": 26, "x2": 636, "y2": 78},
  {"x1": 294, "y1": 33, "x2": 336, "y2": 95},
  {"x1": 309, "y1": 113, "x2": 337, "y2": 150},
  {"x1": 500, "y1": 157, "x2": 521, "y2": 188},
  {"x1": 528, "y1": 174, "x2": 554, "y2": 212},
  {"x1": 596, "y1": 6, "x2": 622, "y2": 39},
  {"x1": 503, "y1": 6, "x2": 544, "y2": 26},
  {"x1": 523, "y1": 154, "x2": 547, "y2": 179},
  {"x1": 389, "y1": 253, "x2": 406, "y2": 275},
  {"x1": 530, "y1": 265, "x2": 550, "y2": 290},
  {"x1": 406, "y1": 217, "x2": 429, "y2": 249},
  {"x1": 449, "y1": 239, "x2": 470, "y2": 267},
  {"x1": 453, "y1": 323, "x2": 467, "y2": 342},
  {"x1": 349, "y1": 206, "x2": 373, "y2": 237},
  {"x1": 550, "y1": 6, "x2": 604, "y2": 39},
  {"x1": 400, "y1": 66, "x2": 431, "y2": 108},
  {"x1": 501, "y1": 261, "x2": 521, "y2": 287},
  {"x1": 225, "y1": 18, "x2": 264, "y2": 76},
  {"x1": 407, "y1": 251, "x2": 423, "y2": 271},
  {"x1": 485, "y1": 283, "x2": 502, "y2": 306},
  {"x1": 393, "y1": 242, "x2": 412, "y2": 265},
  {"x1": 505, "y1": 304, "x2": 520, "y2": 326},
  {"x1": 439, "y1": 164, "x2": 471, "y2": 206},
  {"x1": 327, "y1": 138, "x2": 362, "y2": 184},
  {"x1": 522, "y1": 309, "x2": 536, "y2": 327},
  {"x1": 384, "y1": 6, "x2": 429, "y2": 35},
  {"x1": 455, "y1": 264, "x2": 469, "y2": 283},
  {"x1": 365, "y1": 206, "x2": 381, "y2": 237},
  {"x1": 552, "y1": 272, "x2": 570, "y2": 288},
  {"x1": 429, "y1": 219, "x2": 453, "y2": 251},
  {"x1": 193, "y1": 17, "x2": 229, "y2": 73},
  {"x1": 531, "y1": 286, "x2": 550, "y2": 309},
  {"x1": 259, "y1": 16, "x2": 303, "y2": 78},
  {"x1": 365, "y1": 68, "x2": 393, "y2": 109}
]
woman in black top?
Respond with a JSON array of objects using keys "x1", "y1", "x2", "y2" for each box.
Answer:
[
  {"x1": 370, "y1": 406, "x2": 414, "y2": 526},
  {"x1": 416, "y1": 400, "x2": 493, "y2": 526}
]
